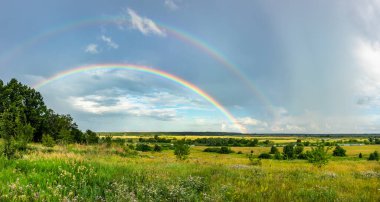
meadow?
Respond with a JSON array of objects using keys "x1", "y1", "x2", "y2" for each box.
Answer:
[{"x1": 0, "y1": 136, "x2": 379, "y2": 201}]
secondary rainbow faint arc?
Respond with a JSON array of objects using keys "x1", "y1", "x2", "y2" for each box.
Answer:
[
  {"x1": 0, "y1": 16, "x2": 274, "y2": 116},
  {"x1": 33, "y1": 63, "x2": 247, "y2": 133}
]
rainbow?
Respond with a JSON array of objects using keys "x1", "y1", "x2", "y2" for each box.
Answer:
[
  {"x1": 0, "y1": 15, "x2": 274, "y2": 116},
  {"x1": 33, "y1": 63, "x2": 247, "y2": 133}
]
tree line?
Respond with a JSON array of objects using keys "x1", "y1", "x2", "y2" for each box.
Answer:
[{"x1": 0, "y1": 79, "x2": 98, "y2": 159}]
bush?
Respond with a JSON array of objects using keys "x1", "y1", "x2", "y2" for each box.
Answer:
[
  {"x1": 294, "y1": 145, "x2": 304, "y2": 155},
  {"x1": 359, "y1": 153, "x2": 363, "y2": 158},
  {"x1": 85, "y1": 130, "x2": 99, "y2": 144},
  {"x1": 174, "y1": 139, "x2": 190, "y2": 160},
  {"x1": 368, "y1": 151, "x2": 379, "y2": 161},
  {"x1": 203, "y1": 147, "x2": 220, "y2": 153},
  {"x1": 258, "y1": 153, "x2": 272, "y2": 159},
  {"x1": 270, "y1": 145, "x2": 279, "y2": 154},
  {"x1": 306, "y1": 144, "x2": 331, "y2": 168},
  {"x1": 219, "y1": 146, "x2": 234, "y2": 154},
  {"x1": 332, "y1": 146, "x2": 346, "y2": 157},
  {"x1": 42, "y1": 134, "x2": 55, "y2": 147},
  {"x1": 237, "y1": 151, "x2": 243, "y2": 154},
  {"x1": 283, "y1": 144, "x2": 295, "y2": 159},
  {"x1": 136, "y1": 144, "x2": 152, "y2": 152},
  {"x1": 153, "y1": 144, "x2": 162, "y2": 152}
]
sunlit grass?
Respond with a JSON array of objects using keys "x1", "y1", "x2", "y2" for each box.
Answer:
[{"x1": 0, "y1": 140, "x2": 379, "y2": 201}]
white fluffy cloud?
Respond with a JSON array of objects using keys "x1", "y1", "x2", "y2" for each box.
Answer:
[
  {"x1": 84, "y1": 44, "x2": 99, "y2": 54},
  {"x1": 126, "y1": 8, "x2": 166, "y2": 36},
  {"x1": 101, "y1": 35, "x2": 119, "y2": 49}
]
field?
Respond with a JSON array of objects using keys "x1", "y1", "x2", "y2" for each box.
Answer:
[{"x1": 0, "y1": 136, "x2": 379, "y2": 201}]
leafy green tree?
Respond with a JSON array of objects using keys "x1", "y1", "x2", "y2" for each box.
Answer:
[
  {"x1": 58, "y1": 129, "x2": 73, "y2": 144},
  {"x1": 283, "y1": 144, "x2": 295, "y2": 159},
  {"x1": 306, "y1": 144, "x2": 331, "y2": 168},
  {"x1": 294, "y1": 145, "x2": 304, "y2": 155},
  {"x1": 332, "y1": 146, "x2": 346, "y2": 157},
  {"x1": 174, "y1": 139, "x2": 190, "y2": 160},
  {"x1": 85, "y1": 130, "x2": 99, "y2": 144},
  {"x1": 368, "y1": 151, "x2": 379, "y2": 161},
  {"x1": 270, "y1": 145, "x2": 279, "y2": 154}
]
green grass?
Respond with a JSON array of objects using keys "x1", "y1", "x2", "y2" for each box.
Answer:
[{"x1": 0, "y1": 142, "x2": 379, "y2": 201}]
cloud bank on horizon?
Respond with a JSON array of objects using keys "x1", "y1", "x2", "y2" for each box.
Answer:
[{"x1": 0, "y1": 0, "x2": 380, "y2": 133}]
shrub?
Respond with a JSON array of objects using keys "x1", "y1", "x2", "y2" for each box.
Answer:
[
  {"x1": 174, "y1": 139, "x2": 190, "y2": 160},
  {"x1": 274, "y1": 152, "x2": 283, "y2": 160},
  {"x1": 270, "y1": 145, "x2": 279, "y2": 154},
  {"x1": 332, "y1": 146, "x2": 346, "y2": 157},
  {"x1": 203, "y1": 147, "x2": 220, "y2": 153},
  {"x1": 306, "y1": 144, "x2": 331, "y2": 168},
  {"x1": 283, "y1": 144, "x2": 295, "y2": 159},
  {"x1": 294, "y1": 145, "x2": 304, "y2": 155},
  {"x1": 359, "y1": 153, "x2": 363, "y2": 158},
  {"x1": 153, "y1": 144, "x2": 162, "y2": 152},
  {"x1": 219, "y1": 146, "x2": 234, "y2": 154},
  {"x1": 248, "y1": 154, "x2": 262, "y2": 166},
  {"x1": 136, "y1": 144, "x2": 152, "y2": 152},
  {"x1": 85, "y1": 130, "x2": 99, "y2": 144},
  {"x1": 258, "y1": 153, "x2": 271, "y2": 159},
  {"x1": 237, "y1": 151, "x2": 243, "y2": 154},
  {"x1": 104, "y1": 135, "x2": 112, "y2": 147},
  {"x1": 42, "y1": 134, "x2": 55, "y2": 147},
  {"x1": 368, "y1": 151, "x2": 379, "y2": 161}
]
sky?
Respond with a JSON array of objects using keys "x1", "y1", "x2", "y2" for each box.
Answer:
[{"x1": 0, "y1": 0, "x2": 380, "y2": 133}]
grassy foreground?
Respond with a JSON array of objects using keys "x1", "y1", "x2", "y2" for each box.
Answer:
[{"x1": 0, "y1": 143, "x2": 379, "y2": 201}]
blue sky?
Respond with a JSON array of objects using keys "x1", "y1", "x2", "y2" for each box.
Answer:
[{"x1": 1, "y1": 0, "x2": 380, "y2": 133}]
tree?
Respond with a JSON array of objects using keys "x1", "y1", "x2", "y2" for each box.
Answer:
[
  {"x1": 283, "y1": 144, "x2": 295, "y2": 159},
  {"x1": 153, "y1": 144, "x2": 162, "y2": 152},
  {"x1": 294, "y1": 145, "x2": 304, "y2": 155},
  {"x1": 359, "y1": 153, "x2": 363, "y2": 158},
  {"x1": 368, "y1": 151, "x2": 379, "y2": 161},
  {"x1": 332, "y1": 146, "x2": 346, "y2": 157},
  {"x1": 174, "y1": 139, "x2": 190, "y2": 160},
  {"x1": 270, "y1": 145, "x2": 279, "y2": 154},
  {"x1": 85, "y1": 130, "x2": 99, "y2": 144},
  {"x1": 0, "y1": 105, "x2": 34, "y2": 159},
  {"x1": 306, "y1": 144, "x2": 331, "y2": 168}
]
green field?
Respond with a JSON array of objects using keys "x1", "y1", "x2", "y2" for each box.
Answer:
[{"x1": 0, "y1": 136, "x2": 379, "y2": 201}]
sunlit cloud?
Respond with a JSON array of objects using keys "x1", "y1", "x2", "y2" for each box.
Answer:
[{"x1": 126, "y1": 8, "x2": 166, "y2": 36}]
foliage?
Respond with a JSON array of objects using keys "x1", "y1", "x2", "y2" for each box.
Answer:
[
  {"x1": 359, "y1": 153, "x2": 363, "y2": 158},
  {"x1": 332, "y1": 146, "x2": 346, "y2": 157},
  {"x1": 270, "y1": 145, "x2": 279, "y2": 154},
  {"x1": 153, "y1": 144, "x2": 162, "y2": 152},
  {"x1": 283, "y1": 144, "x2": 295, "y2": 159},
  {"x1": 368, "y1": 151, "x2": 379, "y2": 161},
  {"x1": 85, "y1": 130, "x2": 99, "y2": 144},
  {"x1": 203, "y1": 146, "x2": 234, "y2": 154},
  {"x1": 174, "y1": 139, "x2": 190, "y2": 160},
  {"x1": 42, "y1": 134, "x2": 55, "y2": 147},
  {"x1": 136, "y1": 144, "x2": 152, "y2": 152},
  {"x1": 258, "y1": 153, "x2": 272, "y2": 159},
  {"x1": 306, "y1": 144, "x2": 331, "y2": 168}
]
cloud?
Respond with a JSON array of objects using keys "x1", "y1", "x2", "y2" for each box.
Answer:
[
  {"x1": 126, "y1": 8, "x2": 166, "y2": 36},
  {"x1": 101, "y1": 35, "x2": 119, "y2": 49},
  {"x1": 164, "y1": 0, "x2": 179, "y2": 10},
  {"x1": 69, "y1": 94, "x2": 178, "y2": 121},
  {"x1": 85, "y1": 44, "x2": 100, "y2": 54}
]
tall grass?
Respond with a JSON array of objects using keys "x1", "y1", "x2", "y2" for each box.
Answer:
[{"x1": 0, "y1": 143, "x2": 379, "y2": 201}]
